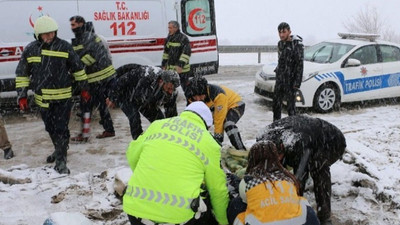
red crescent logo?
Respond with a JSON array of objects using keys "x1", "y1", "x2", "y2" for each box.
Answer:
[
  {"x1": 188, "y1": 8, "x2": 205, "y2": 31},
  {"x1": 29, "y1": 15, "x2": 35, "y2": 28}
]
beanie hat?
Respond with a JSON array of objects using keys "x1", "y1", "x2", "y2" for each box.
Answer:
[{"x1": 184, "y1": 101, "x2": 213, "y2": 127}]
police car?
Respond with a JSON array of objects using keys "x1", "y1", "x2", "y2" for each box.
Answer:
[{"x1": 254, "y1": 33, "x2": 400, "y2": 113}]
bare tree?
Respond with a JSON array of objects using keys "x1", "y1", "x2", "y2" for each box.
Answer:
[{"x1": 343, "y1": 5, "x2": 400, "y2": 43}]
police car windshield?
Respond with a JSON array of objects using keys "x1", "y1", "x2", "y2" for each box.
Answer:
[{"x1": 305, "y1": 42, "x2": 355, "y2": 63}]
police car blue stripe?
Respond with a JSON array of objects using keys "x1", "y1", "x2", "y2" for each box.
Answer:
[
  {"x1": 334, "y1": 71, "x2": 400, "y2": 94},
  {"x1": 329, "y1": 72, "x2": 338, "y2": 79}
]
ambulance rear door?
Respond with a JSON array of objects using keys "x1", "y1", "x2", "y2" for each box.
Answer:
[{"x1": 179, "y1": 0, "x2": 218, "y2": 75}]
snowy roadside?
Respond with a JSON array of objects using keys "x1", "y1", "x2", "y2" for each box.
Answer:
[{"x1": 1, "y1": 62, "x2": 400, "y2": 224}]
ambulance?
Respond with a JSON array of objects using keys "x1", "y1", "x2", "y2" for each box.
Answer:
[{"x1": 0, "y1": 0, "x2": 218, "y2": 102}]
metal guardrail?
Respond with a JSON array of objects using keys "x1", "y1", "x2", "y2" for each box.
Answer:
[{"x1": 218, "y1": 45, "x2": 277, "y2": 63}]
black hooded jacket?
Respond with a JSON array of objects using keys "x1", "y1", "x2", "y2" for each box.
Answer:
[
  {"x1": 256, "y1": 115, "x2": 346, "y2": 171},
  {"x1": 109, "y1": 64, "x2": 178, "y2": 117},
  {"x1": 275, "y1": 35, "x2": 304, "y2": 88}
]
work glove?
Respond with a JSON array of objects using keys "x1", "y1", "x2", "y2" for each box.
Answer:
[
  {"x1": 213, "y1": 133, "x2": 223, "y2": 146},
  {"x1": 81, "y1": 90, "x2": 91, "y2": 103},
  {"x1": 18, "y1": 98, "x2": 28, "y2": 111}
]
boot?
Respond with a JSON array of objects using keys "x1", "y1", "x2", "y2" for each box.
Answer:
[
  {"x1": 54, "y1": 159, "x2": 70, "y2": 174},
  {"x1": 320, "y1": 219, "x2": 333, "y2": 225},
  {"x1": 96, "y1": 131, "x2": 115, "y2": 139},
  {"x1": 4, "y1": 148, "x2": 14, "y2": 160},
  {"x1": 71, "y1": 134, "x2": 89, "y2": 143},
  {"x1": 46, "y1": 152, "x2": 56, "y2": 163}
]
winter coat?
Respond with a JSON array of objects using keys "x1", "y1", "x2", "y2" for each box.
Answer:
[
  {"x1": 161, "y1": 30, "x2": 191, "y2": 73},
  {"x1": 202, "y1": 84, "x2": 243, "y2": 135},
  {"x1": 71, "y1": 25, "x2": 116, "y2": 84},
  {"x1": 275, "y1": 35, "x2": 304, "y2": 89},
  {"x1": 123, "y1": 110, "x2": 229, "y2": 224},
  {"x1": 110, "y1": 64, "x2": 178, "y2": 117},
  {"x1": 234, "y1": 173, "x2": 311, "y2": 225},
  {"x1": 256, "y1": 115, "x2": 346, "y2": 177},
  {"x1": 15, "y1": 37, "x2": 87, "y2": 108}
]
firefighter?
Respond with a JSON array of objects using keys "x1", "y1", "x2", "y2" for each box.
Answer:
[
  {"x1": 186, "y1": 76, "x2": 247, "y2": 154},
  {"x1": 106, "y1": 64, "x2": 180, "y2": 140},
  {"x1": 69, "y1": 15, "x2": 116, "y2": 142},
  {"x1": 227, "y1": 141, "x2": 320, "y2": 225},
  {"x1": 123, "y1": 101, "x2": 229, "y2": 225},
  {"x1": 0, "y1": 114, "x2": 14, "y2": 159},
  {"x1": 257, "y1": 115, "x2": 346, "y2": 225},
  {"x1": 162, "y1": 20, "x2": 191, "y2": 94},
  {"x1": 15, "y1": 16, "x2": 88, "y2": 174},
  {"x1": 273, "y1": 22, "x2": 304, "y2": 121}
]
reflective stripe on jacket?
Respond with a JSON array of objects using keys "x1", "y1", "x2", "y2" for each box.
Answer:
[
  {"x1": 123, "y1": 111, "x2": 229, "y2": 224},
  {"x1": 15, "y1": 37, "x2": 87, "y2": 105},
  {"x1": 72, "y1": 32, "x2": 115, "y2": 83},
  {"x1": 204, "y1": 84, "x2": 242, "y2": 134},
  {"x1": 234, "y1": 179, "x2": 309, "y2": 225},
  {"x1": 161, "y1": 30, "x2": 191, "y2": 73}
]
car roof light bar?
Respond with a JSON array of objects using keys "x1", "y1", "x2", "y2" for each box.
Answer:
[{"x1": 337, "y1": 32, "x2": 380, "y2": 41}]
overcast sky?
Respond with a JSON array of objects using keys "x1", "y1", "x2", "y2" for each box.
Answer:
[{"x1": 215, "y1": 0, "x2": 400, "y2": 45}]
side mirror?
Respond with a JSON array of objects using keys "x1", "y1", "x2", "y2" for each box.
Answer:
[{"x1": 345, "y1": 58, "x2": 361, "y2": 67}]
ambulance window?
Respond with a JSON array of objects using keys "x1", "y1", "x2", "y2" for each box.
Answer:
[
  {"x1": 379, "y1": 45, "x2": 400, "y2": 62},
  {"x1": 181, "y1": 0, "x2": 216, "y2": 36}
]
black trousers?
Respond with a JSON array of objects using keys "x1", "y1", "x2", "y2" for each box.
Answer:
[
  {"x1": 40, "y1": 100, "x2": 72, "y2": 161},
  {"x1": 272, "y1": 83, "x2": 297, "y2": 121},
  {"x1": 82, "y1": 80, "x2": 115, "y2": 133},
  {"x1": 119, "y1": 101, "x2": 165, "y2": 140},
  {"x1": 224, "y1": 102, "x2": 246, "y2": 150}
]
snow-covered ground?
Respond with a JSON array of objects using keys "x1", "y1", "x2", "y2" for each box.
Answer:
[{"x1": 1, "y1": 54, "x2": 400, "y2": 225}]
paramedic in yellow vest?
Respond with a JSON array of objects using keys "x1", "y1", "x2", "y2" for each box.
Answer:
[
  {"x1": 227, "y1": 141, "x2": 319, "y2": 225},
  {"x1": 186, "y1": 76, "x2": 247, "y2": 154},
  {"x1": 123, "y1": 101, "x2": 229, "y2": 225},
  {"x1": 15, "y1": 16, "x2": 88, "y2": 174},
  {"x1": 162, "y1": 20, "x2": 191, "y2": 95}
]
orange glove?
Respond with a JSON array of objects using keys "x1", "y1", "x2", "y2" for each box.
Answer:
[
  {"x1": 18, "y1": 98, "x2": 28, "y2": 111},
  {"x1": 81, "y1": 90, "x2": 91, "y2": 102}
]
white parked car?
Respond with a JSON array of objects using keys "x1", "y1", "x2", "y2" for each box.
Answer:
[{"x1": 254, "y1": 33, "x2": 400, "y2": 113}]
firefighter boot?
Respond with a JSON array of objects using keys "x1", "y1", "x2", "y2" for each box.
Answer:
[
  {"x1": 54, "y1": 158, "x2": 70, "y2": 174},
  {"x1": 4, "y1": 147, "x2": 14, "y2": 160}
]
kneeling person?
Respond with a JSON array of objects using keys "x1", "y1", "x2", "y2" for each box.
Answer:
[
  {"x1": 123, "y1": 101, "x2": 229, "y2": 225},
  {"x1": 186, "y1": 76, "x2": 246, "y2": 153},
  {"x1": 228, "y1": 141, "x2": 319, "y2": 225}
]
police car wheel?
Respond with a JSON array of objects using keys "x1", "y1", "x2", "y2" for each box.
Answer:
[{"x1": 313, "y1": 83, "x2": 340, "y2": 113}]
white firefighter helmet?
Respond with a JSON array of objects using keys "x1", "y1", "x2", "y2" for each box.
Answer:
[{"x1": 34, "y1": 16, "x2": 58, "y2": 39}]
